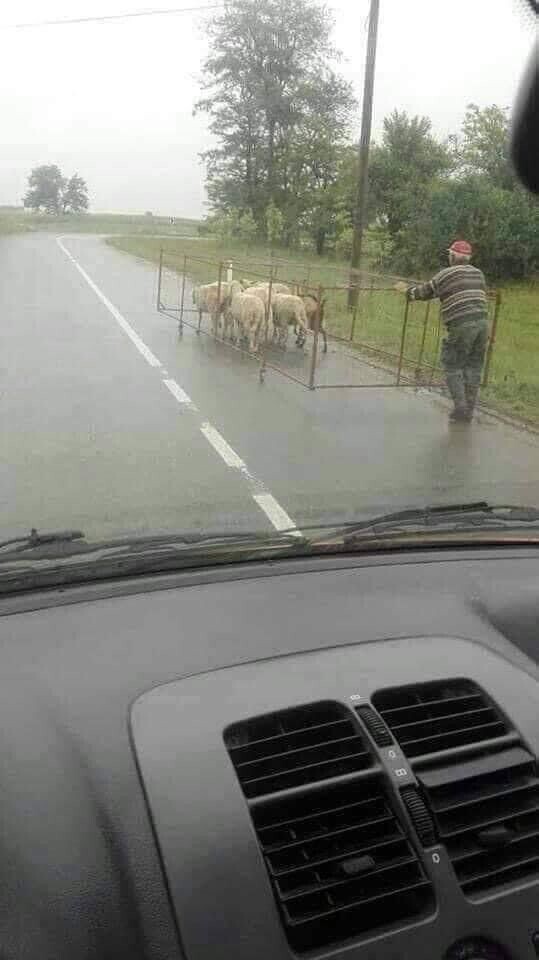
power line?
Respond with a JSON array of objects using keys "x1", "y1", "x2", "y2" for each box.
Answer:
[{"x1": 5, "y1": 4, "x2": 224, "y2": 29}]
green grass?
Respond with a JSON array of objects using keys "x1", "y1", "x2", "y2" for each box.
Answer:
[
  {"x1": 107, "y1": 233, "x2": 539, "y2": 424},
  {"x1": 0, "y1": 208, "x2": 200, "y2": 237}
]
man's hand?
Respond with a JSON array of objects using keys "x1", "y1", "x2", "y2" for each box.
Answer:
[{"x1": 393, "y1": 281, "x2": 408, "y2": 294}]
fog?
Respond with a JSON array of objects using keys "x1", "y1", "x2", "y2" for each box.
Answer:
[{"x1": 0, "y1": 0, "x2": 532, "y2": 217}]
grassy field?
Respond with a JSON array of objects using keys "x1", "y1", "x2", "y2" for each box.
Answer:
[
  {"x1": 0, "y1": 207, "x2": 200, "y2": 237},
  {"x1": 110, "y1": 233, "x2": 539, "y2": 423}
]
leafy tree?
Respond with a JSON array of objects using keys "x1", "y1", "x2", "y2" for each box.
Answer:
[
  {"x1": 61, "y1": 174, "x2": 89, "y2": 214},
  {"x1": 23, "y1": 164, "x2": 65, "y2": 214},
  {"x1": 196, "y1": 0, "x2": 354, "y2": 248},
  {"x1": 265, "y1": 201, "x2": 284, "y2": 246},
  {"x1": 368, "y1": 111, "x2": 453, "y2": 240},
  {"x1": 237, "y1": 208, "x2": 258, "y2": 243},
  {"x1": 455, "y1": 103, "x2": 514, "y2": 190},
  {"x1": 393, "y1": 177, "x2": 539, "y2": 280},
  {"x1": 23, "y1": 165, "x2": 89, "y2": 215}
]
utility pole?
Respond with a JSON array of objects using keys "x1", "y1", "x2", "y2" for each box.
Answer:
[{"x1": 348, "y1": 0, "x2": 380, "y2": 308}]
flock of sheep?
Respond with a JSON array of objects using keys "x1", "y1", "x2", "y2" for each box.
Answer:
[{"x1": 191, "y1": 278, "x2": 327, "y2": 354}]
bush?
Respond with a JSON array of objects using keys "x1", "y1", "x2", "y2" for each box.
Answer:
[{"x1": 392, "y1": 177, "x2": 539, "y2": 281}]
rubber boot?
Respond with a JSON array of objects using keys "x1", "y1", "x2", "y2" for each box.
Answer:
[
  {"x1": 463, "y1": 370, "x2": 480, "y2": 421},
  {"x1": 446, "y1": 372, "x2": 469, "y2": 423}
]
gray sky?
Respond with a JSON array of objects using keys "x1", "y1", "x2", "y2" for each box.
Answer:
[{"x1": 1, "y1": 0, "x2": 533, "y2": 217}]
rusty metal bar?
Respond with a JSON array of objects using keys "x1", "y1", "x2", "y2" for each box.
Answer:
[
  {"x1": 428, "y1": 308, "x2": 442, "y2": 386},
  {"x1": 308, "y1": 285, "x2": 322, "y2": 390},
  {"x1": 415, "y1": 301, "x2": 430, "y2": 380},
  {"x1": 316, "y1": 382, "x2": 424, "y2": 389},
  {"x1": 214, "y1": 261, "x2": 223, "y2": 338},
  {"x1": 483, "y1": 289, "x2": 501, "y2": 387},
  {"x1": 259, "y1": 267, "x2": 275, "y2": 384},
  {"x1": 350, "y1": 299, "x2": 359, "y2": 342},
  {"x1": 157, "y1": 248, "x2": 163, "y2": 310},
  {"x1": 396, "y1": 297, "x2": 410, "y2": 385},
  {"x1": 178, "y1": 254, "x2": 187, "y2": 336}
]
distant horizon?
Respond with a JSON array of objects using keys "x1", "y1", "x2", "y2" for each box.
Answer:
[{"x1": 1, "y1": 204, "x2": 202, "y2": 221}]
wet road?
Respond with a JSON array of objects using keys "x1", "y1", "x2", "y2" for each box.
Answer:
[{"x1": 2, "y1": 231, "x2": 539, "y2": 540}]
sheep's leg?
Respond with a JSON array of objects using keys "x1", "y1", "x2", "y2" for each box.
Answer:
[{"x1": 295, "y1": 320, "x2": 307, "y2": 348}]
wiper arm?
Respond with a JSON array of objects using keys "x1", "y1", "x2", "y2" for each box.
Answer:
[
  {"x1": 0, "y1": 528, "x2": 85, "y2": 552},
  {"x1": 308, "y1": 502, "x2": 539, "y2": 545}
]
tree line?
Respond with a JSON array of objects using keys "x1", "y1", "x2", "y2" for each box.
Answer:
[
  {"x1": 23, "y1": 164, "x2": 89, "y2": 215},
  {"x1": 197, "y1": 0, "x2": 538, "y2": 281}
]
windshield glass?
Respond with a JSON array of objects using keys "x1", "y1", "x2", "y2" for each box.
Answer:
[{"x1": 1, "y1": 0, "x2": 538, "y2": 565}]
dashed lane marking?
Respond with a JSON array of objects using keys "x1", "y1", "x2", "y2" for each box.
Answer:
[
  {"x1": 163, "y1": 378, "x2": 198, "y2": 410},
  {"x1": 252, "y1": 493, "x2": 302, "y2": 536},
  {"x1": 200, "y1": 422, "x2": 246, "y2": 469},
  {"x1": 56, "y1": 237, "x2": 161, "y2": 368},
  {"x1": 56, "y1": 236, "x2": 300, "y2": 536}
]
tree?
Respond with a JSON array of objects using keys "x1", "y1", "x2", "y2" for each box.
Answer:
[
  {"x1": 195, "y1": 0, "x2": 355, "y2": 248},
  {"x1": 265, "y1": 202, "x2": 284, "y2": 246},
  {"x1": 392, "y1": 177, "x2": 539, "y2": 280},
  {"x1": 456, "y1": 103, "x2": 514, "y2": 190},
  {"x1": 61, "y1": 174, "x2": 89, "y2": 214},
  {"x1": 368, "y1": 111, "x2": 453, "y2": 240},
  {"x1": 23, "y1": 166, "x2": 89, "y2": 215},
  {"x1": 23, "y1": 164, "x2": 65, "y2": 214}
]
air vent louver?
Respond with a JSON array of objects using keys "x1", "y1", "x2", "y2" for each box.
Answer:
[
  {"x1": 419, "y1": 746, "x2": 539, "y2": 898},
  {"x1": 372, "y1": 680, "x2": 508, "y2": 758},
  {"x1": 252, "y1": 778, "x2": 434, "y2": 950},
  {"x1": 225, "y1": 702, "x2": 372, "y2": 798}
]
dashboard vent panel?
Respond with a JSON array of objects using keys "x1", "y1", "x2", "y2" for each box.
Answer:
[
  {"x1": 225, "y1": 702, "x2": 372, "y2": 798},
  {"x1": 419, "y1": 746, "x2": 539, "y2": 898},
  {"x1": 252, "y1": 777, "x2": 434, "y2": 950},
  {"x1": 372, "y1": 679, "x2": 507, "y2": 758}
]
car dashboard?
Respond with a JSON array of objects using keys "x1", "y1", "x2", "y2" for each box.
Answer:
[{"x1": 0, "y1": 545, "x2": 538, "y2": 960}]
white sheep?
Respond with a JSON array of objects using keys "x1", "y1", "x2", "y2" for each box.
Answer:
[
  {"x1": 192, "y1": 281, "x2": 231, "y2": 335},
  {"x1": 271, "y1": 293, "x2": 309, "y2": 349},
  {"x1": 224, "y1": 281, "x2": 265, "y2": 352}
]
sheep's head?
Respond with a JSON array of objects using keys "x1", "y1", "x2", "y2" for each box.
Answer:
[
  {"x1": 240, "y1": 278, "x2": 254, "y2": 289},
  {"x1": 230, "y1": 280, "x2": 243, "y2": 297}
]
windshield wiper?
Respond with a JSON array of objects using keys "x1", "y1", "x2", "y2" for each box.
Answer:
[
  {"x1": 308, "y1": 502, "x2": 539, "y2": 545},
  {"x1": 0, "y1": 528, "x2": 85, "y2": 552}
]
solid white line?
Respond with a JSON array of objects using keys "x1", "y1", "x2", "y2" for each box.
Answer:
[
  {"x1": 252, "y1": 493, "x2": 301, "y2": 535},
  {"x1": 200, "y1": 422, "x2": 246, "y2": 469},
  {"x1": 163, "y1": 378, "x2": 197, "y2": 409},
  {"x1": 56, "y1": 237, "x2": 161, "y2": 368}
]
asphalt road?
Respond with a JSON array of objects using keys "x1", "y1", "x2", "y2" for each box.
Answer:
[{"x1": 2, "y1": 231, "x2": 539, "y2": 541}]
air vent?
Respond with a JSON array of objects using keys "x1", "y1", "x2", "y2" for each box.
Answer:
[
  {"x1": 419, "y1": 746, "x2": 539, "y2": 898},
  {"x1": 252, "y1": 778, "x2": 434, "y2": 950},
  {"x1": 225, "y1": 702, "x2": 372, "y2": 798},
  {"x1": 372, "y1": 680, "x2": 508, "y2": 758}
]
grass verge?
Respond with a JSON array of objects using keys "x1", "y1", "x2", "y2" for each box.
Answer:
[{"x1": 0, "y1": 208, "x2": 200, "y2": 237}]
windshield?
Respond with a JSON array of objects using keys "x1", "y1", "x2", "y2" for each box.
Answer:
[{"x1": 1, "y1": 1, "x2": 538, "y2": 571}]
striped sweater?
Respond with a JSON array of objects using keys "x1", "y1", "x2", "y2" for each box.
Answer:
[{"x1": 408, "y1": 264, "x2": 488, "y2": 325}]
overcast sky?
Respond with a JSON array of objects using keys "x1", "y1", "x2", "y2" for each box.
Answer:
[{"x1": 0, "y1": 0, "x2": 533, "y2": 217}]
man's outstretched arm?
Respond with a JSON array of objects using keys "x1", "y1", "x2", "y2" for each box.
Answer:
[{"x1": 407, "y1": 277, "x2": 438, "y2": 301}]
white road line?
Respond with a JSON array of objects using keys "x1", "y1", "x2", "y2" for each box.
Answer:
[
  {"x1": 163, "y1": 378, "x2": 197, "y2": 410},
  {"x1": 57, "y1": 234, "x2": 300, "y2": 536},
  {"x1": 56, "y1": 237, "x2": 161, "y2": 368},
  {"x1": 200, "y1": 422, "x2": 246, "y2": 469},
  {"x1": 252, "y1": 493, "x2": 301, "y2": 535}
]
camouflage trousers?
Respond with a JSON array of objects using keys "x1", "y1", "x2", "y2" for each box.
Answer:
[{"x1": 441, "y1": 316, "x2": 489, "y2": 413}]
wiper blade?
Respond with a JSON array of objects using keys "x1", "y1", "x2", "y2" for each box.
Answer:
[
  {"x1": 0, "y1": 528, "x2": 85, "y2": 552},
  {"x1": 310, "y1": 502, "x2": 539, "y2": 545}
]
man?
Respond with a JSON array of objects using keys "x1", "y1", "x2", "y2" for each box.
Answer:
[{"x1": 406, "y1": 240, "x2": 489, "y2": 423}]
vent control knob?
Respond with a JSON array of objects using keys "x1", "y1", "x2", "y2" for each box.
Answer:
[
  {"x1": 400, "y1": 785, "x2": 437, "y2": 847},
  {"x1": 356, "y1": 705, "x2": 393, "y2": 746}
]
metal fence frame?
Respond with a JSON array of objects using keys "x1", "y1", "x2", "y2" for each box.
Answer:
[{"x1": 156, "y1": 248, "x2": 500, "y2": 392}]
